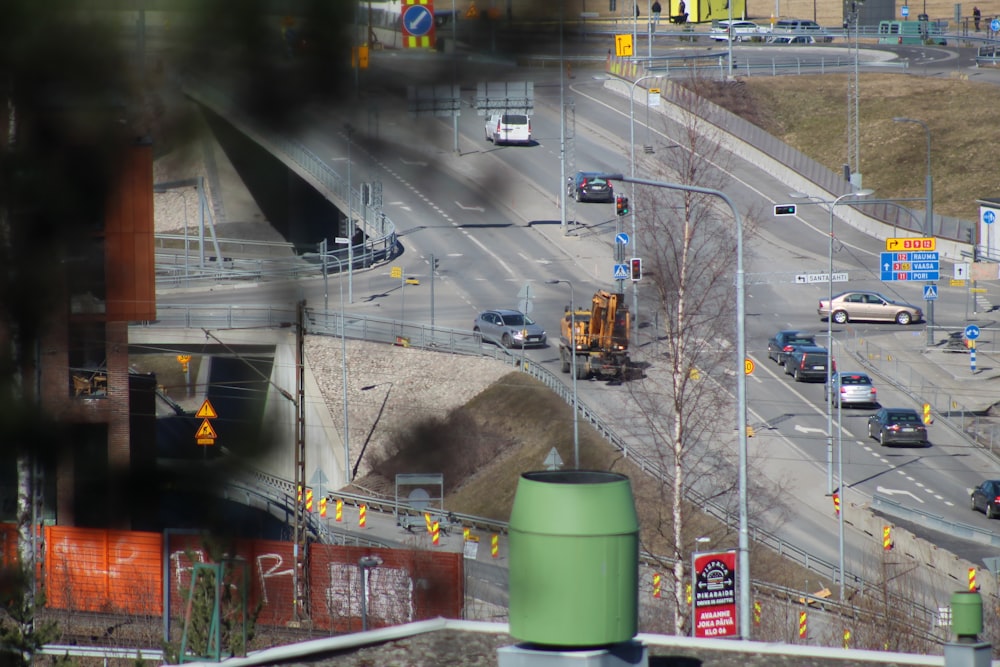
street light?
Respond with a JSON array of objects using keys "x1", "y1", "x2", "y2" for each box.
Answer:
[
  {"x1": 628, "y1": 74, "x2": 660, "y2": 343},
  {"x1": 546, "y1": 279, "x2": 579, "y2": 469},
  {"x1": 893, "y1": 117, "x2": 936, "y2": 345},
  {"x1": 357, "y1": 555, "x2": 381, "y2": 631},
  {"x1": 352, "y1": 382, "x2": 393, "y2": 479},
  {"x1": 594, "y1": 173, "x2": 750, "y2": 638},
  {"x1": 789, "y1": 189, "x2": 873, "y2": 497}
]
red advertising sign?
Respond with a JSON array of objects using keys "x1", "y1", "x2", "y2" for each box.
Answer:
[{"x1": 692, "y1": 550, "x2": 738, "y2": 638}]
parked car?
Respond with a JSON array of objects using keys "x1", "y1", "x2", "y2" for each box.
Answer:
[
  {"x1": 867, "y1": 408, "x2": 929, "y2": 446},
  {"x1": 771, "y1": 18, "x2": 834, "y2": 41},
  {"x1": 568, "y1": 172, "x2": 615, "y2": 203},
  {"x1": 473, "y1": 309, "x2": 547, "y2": 348},
  {"x1": 767, "y1": 34, "x2": 816, "y2": 44},
  {"x1": 971, "y1": 480, "x2": 1000, "y2": 519},
  {"x1": 824, "y1": 372, "x2": 878, "y2": 408},
  {"x1": 783, "y1": 345, "x2": 831, "y2": 382},
  {"x1": 485, "y1": 113, "x2": 532, "y2": 145},
  {"x1": 709, "y1": 20, "x2": 766, "y2": 41},
  {"x1": 767, "y1": 330, "x2": 817, "y2": 365},
  {"x1": 818, "y1": 291, "x2": 923, "y2": 325}
]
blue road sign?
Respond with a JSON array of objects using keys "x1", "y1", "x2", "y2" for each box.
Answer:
[
  {"x1": 992, "y1": 17, "x2": 1000, "y2": 32},
  {"x1": 403, "y1": 5, "x2": 434, "y2": 36},
  {"x1": 616, "y1": 232, "x2": 630, "y2": 245},
  {"x1": 985, "y1": 210, "x2": 996, "y2": 225},
  {"x1": 965, "y1": 324, "x2": 981, "y2": 340},
  {"x1": 901, "y1": 5, "x2": 909, "y2": 17},
  {"x1": 879, "y1": 251, "x2": 940, "y2": 281},
  {"x1": 923, "y1": 284, "x2": 938, "y2": 300},
  {"x1": 614, "y1": 263, "x2": 629, "y2": 280}
]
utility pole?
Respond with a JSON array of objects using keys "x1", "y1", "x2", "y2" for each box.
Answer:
[{"x1": 292, "y1": 300, "x2": 309, "y2": 623}]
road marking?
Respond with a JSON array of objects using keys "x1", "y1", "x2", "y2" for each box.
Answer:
[
  {"x1": 455, "y1": 201, "x2": 485, "y2": 212},
  {"x1": 794, "y1": 424, "x2": 825, "y2": 435},
  {"x1": 400, "y1": 157, "x2": 428, "y2": 167},
  {"x1": 876, "y1": 486, "x2": 925, "y2": 503}
]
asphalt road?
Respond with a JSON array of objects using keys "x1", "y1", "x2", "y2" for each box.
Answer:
[{"x1": 155, "y1": 37, "x2": 1000, "y2": 610}]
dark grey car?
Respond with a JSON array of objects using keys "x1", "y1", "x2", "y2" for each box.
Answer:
[
  {"x1": 473, "y1": 309, "x2": 547, "y2": 348},
  {"x1": 568, "y1": 172, "x2": 615, "y2": 203},
  {"x1": 971, "y1": 480, "x2": 1000, "y2": 518},
  {"x1": 767, "y1": 330, "x2": 817, "y2": 365},
  {"x1": 867, "y1": 408, "x2": 928, "y2": 446},
  {"x1": 783, "y1": 345, "x2": 830, "y2": 382}
]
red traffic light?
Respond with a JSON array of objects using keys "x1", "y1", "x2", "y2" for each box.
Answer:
[{"x1": 630, "y1": 258, "x2": 642, "y2": 281}]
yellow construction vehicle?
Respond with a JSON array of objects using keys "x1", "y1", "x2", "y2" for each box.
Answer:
[{"x1": 557, "y1": 290, "x2": 631, "y2": 381}]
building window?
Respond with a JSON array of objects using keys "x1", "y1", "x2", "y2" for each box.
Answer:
[{"x1": 68, "y1": 321, "x2": 107, "y2": 397}]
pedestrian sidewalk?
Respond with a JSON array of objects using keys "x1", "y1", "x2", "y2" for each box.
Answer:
[{"x1": 843, "y1": 328, "x2": 1000, "y2": 415}]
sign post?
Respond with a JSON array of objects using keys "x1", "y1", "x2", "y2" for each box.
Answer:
[{"x1": 692, "y1": 550, "x2": 739, "y2": 638}]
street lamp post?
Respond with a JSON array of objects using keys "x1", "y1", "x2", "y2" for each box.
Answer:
[
  {"x1": 628, "y1": 74, "x2": 659, "y2": 342},
  {"x1": 357, "y1": 556, "x2": 381, "y2": 631},
  {"x1": 893, "y1": 117, "x2": 935, "y2": 345},
  {"x1": 546, "y1": 279, "x2": 579, "y2": 469},
  {"x1": 352, "y1": 382, "x2": 393, "y2": 479},
  {"x1": 595, "y1": 173, "x2": 750, "y2": 638},
  {"x1": 789, "y1": 189, "x2": 873, "y2": 497}
]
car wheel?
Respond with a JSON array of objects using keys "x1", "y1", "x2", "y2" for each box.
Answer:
[
  {"x1": 895, "y1": 311, "x2": 913, "y2": 325},
  {"x1": 832, "y1": 310, "x2": 848, "y2": 324},
  {"x1": 879, "y1": 429, "x2": 887, "y2": 446},
  {"x1": 473, "y1": 326, "x2": 482, "y2": 341},
  {"x1": 868, "y1": 423, "x2": 876, "y2": 440},
  {"x1": 575, "y1": 360, "x2": 589, "y2": 380},
  {"x1": 560, "y1": 348, "x2": 570, "y2": 373},
  {"x1": 793, "y1": 368, "x2": 802, "y2": 382},
  {"x1": 989, "y1": 503, "x2": 998, "y2": 519},
  {"x1": 501, "y1": 333, "x2": 513, "y2": 348},
  {"x1": 972, "y1": 495, "x2": 978, "y2": 512}
]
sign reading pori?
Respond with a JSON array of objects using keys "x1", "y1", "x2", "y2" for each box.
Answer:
[{"x1": 692, "y1": 549, "x2": 739, "y2": 639}]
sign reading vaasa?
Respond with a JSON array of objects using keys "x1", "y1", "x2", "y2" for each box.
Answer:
[{"x1": 692, "y1": 549, "x2": 739, "y2": 639}]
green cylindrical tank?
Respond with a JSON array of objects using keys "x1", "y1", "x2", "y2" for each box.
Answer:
[
  {"x1": 950, "y1": 591, "x2": 983, "y2": 639},
  {"x1": 508, "y1": 470, "x2": 639, "y2": 647}
]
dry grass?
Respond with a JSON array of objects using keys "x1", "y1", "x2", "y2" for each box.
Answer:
[
  {"x1": 361, "y1": 372, "x2": 831, "y2": 595},
  {"x1": 730, "y1": 73, "x2": 1000, "y2": 221}
]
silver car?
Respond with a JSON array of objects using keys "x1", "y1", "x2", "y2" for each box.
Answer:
[
  {"x1": 473, "y1": 309, "x2": 547, "y2": 348},
  {"x1": 824, "y1": 372, "x2": 878, "y2": 408}
]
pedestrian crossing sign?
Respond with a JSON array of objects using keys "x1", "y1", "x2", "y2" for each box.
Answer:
[
  {"x1": 923, "y1": 284, "x2": 938, "y2": 300},
  {"x1": 614, "y1": 263, "x2": 629, "y2": 280}
]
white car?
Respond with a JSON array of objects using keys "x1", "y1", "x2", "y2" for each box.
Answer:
[
  {"x1": 709, "y1": 20, "x2": 766, "y2": 41},
  {"x1": 767, "y1": 34, "x2": 817, "y2": 44}
]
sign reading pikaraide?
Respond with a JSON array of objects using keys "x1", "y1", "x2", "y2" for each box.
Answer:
[{"x1": 692, "y1": 549, "x2": 738, "y2": 638}]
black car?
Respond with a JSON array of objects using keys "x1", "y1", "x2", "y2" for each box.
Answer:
[
  {"x1": 867, "y1": 408, "x2": 929, "y2": 447},
  {"x1": 783, "y1": 345, "x2": 830, "y2": 382},
  {"x1": 568, "y1": 172, "x2": 615, "y2": 203},
  {"x1": 767, "y1": 330, "x2": 817, "y2": 365},
  {"x1": 971, "y1": 480, "x2": 1000, "y2": 519}
]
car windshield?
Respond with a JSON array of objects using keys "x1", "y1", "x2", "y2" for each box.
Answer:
[
  {"x1": 889, "y1": 412, "x2": 919, "y2": 423},
  {"x1": 841, "y1": 375, "x2": 871, "y2": 385},
  {"x1": 501, "y1": 313, "x2": 532, "y2": 326}
]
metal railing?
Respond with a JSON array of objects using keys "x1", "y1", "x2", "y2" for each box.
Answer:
[{"x1": 141, "y1": 304, "x2": 937, "y2": 627}]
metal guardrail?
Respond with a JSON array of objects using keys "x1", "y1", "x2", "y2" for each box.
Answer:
[
  {"x1": 143, "y1": 304, "x2": 937, "y2": 628},
  {"x1": 873, "y1": 494, "x2": 1000, "y2": 549}
]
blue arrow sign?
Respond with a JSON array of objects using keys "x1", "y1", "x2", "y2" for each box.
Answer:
[
  {"x1": 923, "y1": 285, "x2": 938, "y2": 300},
  {"x1": 992, "y1": 17, "x2": 1000, "y2": 32},
  {"x1": 403, "y1": 5, "x2": 434, "y2": 36},
  {"x1": 880, "y1": 251, "x2": 940, "y2": 281},
  {"x1": 965, "y1": 324, "x2": 981, "y2": 340},
  {"x1": 984, "y1": 210, "x2": 996, "y2": 225},
  {"x1": 614, "y1": 264, "x2": 629, "y2": 280},
  {"x1": 615, "y1": 232, "x2": 630, "y2": 246}
]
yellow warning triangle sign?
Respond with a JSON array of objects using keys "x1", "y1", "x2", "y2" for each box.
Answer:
[
  {"x1": 196, "y1": 419, "x2": 218, "y2": 440},
  {"x1": 196, "y1": 399, "x2": 218, "y2": 419}
]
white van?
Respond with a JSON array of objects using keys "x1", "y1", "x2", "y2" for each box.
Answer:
[{"x1": 485, "y1": 113, "x2": 532, "y2": 145}]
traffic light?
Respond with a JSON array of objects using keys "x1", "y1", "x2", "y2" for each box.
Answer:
[
  {"x1": 616, "y1": 196, "x2": 624, "y2": 216},
  {"x1": 630, "y1": 257, "x2": 642, "y2": 281},
  {"x1": 621, "y1": 197, "x2": 629, "y2": 216}
]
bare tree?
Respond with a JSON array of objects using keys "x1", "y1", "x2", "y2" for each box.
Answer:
[{"x1": 624, "y1": 75, "x2": 760, "y2": 636}]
